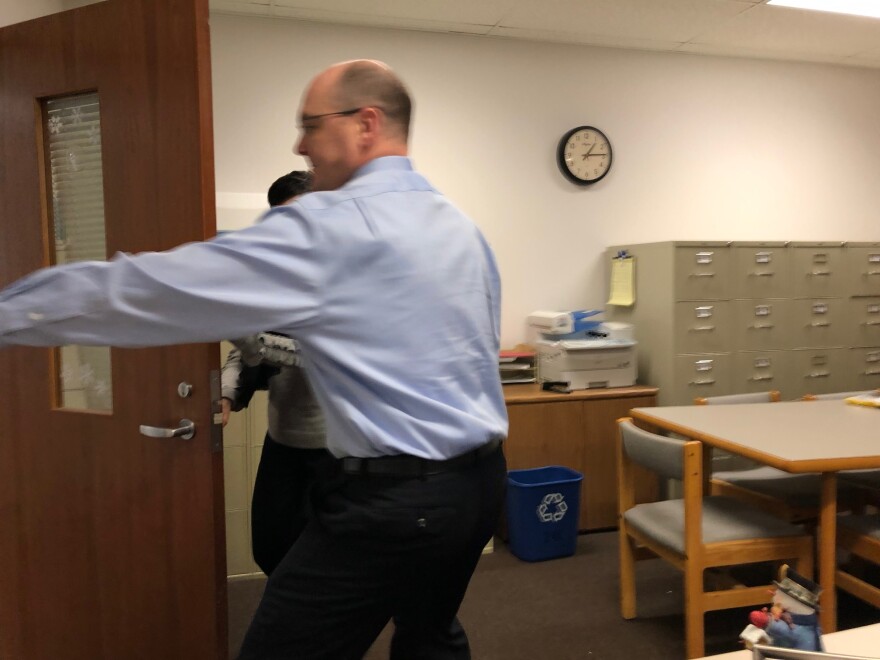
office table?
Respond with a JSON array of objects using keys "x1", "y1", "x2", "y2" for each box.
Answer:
[
  {"x1": 695, "y1": 622, "x2": 880, "y2": 659},
  {"x1": 629, "y1": 399, "x2": 880, "y2": 633}
]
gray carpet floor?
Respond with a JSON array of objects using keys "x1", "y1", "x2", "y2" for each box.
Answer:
[{"x1": 228, "y1": 531, "x2": 879, "y2": 659}]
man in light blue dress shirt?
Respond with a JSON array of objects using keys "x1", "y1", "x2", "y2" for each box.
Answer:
[{"x1": 0, "y1": 59, "x2": 508, "y2": 659}]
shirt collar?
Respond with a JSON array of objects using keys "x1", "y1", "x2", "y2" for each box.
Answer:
[{"x1": 350, "y1": 156, "x2": 414, "y2": 182}]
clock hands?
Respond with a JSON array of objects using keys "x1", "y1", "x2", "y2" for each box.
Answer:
[{"x1": 580, "y1": 143, "x2": 607, "y2": 160}]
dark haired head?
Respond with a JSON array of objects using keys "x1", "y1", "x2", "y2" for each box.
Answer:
[{"x1": 267, "y1": 170, "x2": 313, "y2": 207}]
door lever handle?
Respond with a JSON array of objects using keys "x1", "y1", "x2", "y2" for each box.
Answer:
[{"x1": 139, "y1": 418, "x2": 195, "y2": 440}]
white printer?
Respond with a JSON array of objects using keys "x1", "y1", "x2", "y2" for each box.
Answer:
[
  {"x1": 536, "y1": 337, "x2": 637, "y2": 390},
  {"x1": 529, "y1": 311, "x2": 637, "y2": 390}
]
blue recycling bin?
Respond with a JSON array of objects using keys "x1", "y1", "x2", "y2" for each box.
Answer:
[{"x1": 506, "y1": 466, "x2": 583, "y2": 562}]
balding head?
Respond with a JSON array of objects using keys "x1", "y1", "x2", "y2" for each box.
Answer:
[
  {"x1": 296, "y1": 60, "x2": 412, "y2": 191},
  {"x1": 331, "y1": 60, "x2": 412, "y2": 142}
]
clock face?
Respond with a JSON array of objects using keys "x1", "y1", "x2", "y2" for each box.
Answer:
[{"x1": 557, "y1": 126, "x2": 612, "y2": 185}]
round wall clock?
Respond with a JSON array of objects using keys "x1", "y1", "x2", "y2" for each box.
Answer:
[{"x1": 557, "y1": 126, "x2": 613, "y2": 185}]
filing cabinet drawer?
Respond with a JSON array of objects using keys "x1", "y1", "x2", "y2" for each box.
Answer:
[
  {"x1": 733, "y1": 350, "x2": 790, "y2": 395},
  {"x1": 733, "y1": 299, "x2": 791, "y2": 351},
  {"x1": 790, "y1": 348, "x2": 847, "y2": 396},
  {"x1": 790, "y1": 298, "x2": 846, "y2": 348},
  {"x1": 673, "y1": 353, "x2": 731, "y2": 403},
  {"x1": 846, "y1": 245, "x2": 880, "y2": 296},
  {"x1": 674, "y1": 245, "x2": 731, "y2": 300},
  {"x1": 850, "y1": 297, "x2": 880, "y2": 347},
  {"x1": 733, "y1": 244, "x2": 791, "y2": 299},
  {"x1": 674, "y1": 301, "x2": 731, "y2": 354},
  {"x1": 849, "y1": 347, "x2": 880, "y2": 391},
  {"x1": 607, "y1": 240, "x2": 880, "y2": 407},
  {"x1": 790, "y1": 244, "x2": 845, "y2": 298}
]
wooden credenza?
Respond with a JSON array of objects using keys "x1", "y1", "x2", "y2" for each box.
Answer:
[{"x1": 503, "y1": 384, "x2": 659, "y2": 531}]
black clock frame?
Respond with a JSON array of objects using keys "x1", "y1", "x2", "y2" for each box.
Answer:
[{"x1": 556, "y1": 125, "x2": 613, "y2": 186}]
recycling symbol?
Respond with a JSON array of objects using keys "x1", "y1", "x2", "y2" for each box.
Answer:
[{"x1": 536, "y1": 492, "x2": 568, "y2": 522}]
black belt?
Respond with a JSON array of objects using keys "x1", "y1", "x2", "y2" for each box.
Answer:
[{"x1": 340, "y1": 436, "x2": 503, "y2": 477}]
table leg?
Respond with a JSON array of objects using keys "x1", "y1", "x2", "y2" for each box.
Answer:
[{"x1": 819, "y1": 472, "x2": 837, "y2": 633}]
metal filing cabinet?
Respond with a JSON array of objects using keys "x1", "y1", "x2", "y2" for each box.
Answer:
[
  {"x1": 733, "y1": 242, "x2": 791, "y2": 300},
  {"x1": 733, "y1": 299, "x2": 791, "y2": 352},
  {"x1": 607, "y1": 241, "x2": 880, "y2": 405},
  {"x1": 847, "y1": 243, "x2": 880, "y2": 296},
  {"x1": 848, "y1": 243, "x2": 880, "y2": 392},
  {"x1": 790, "y1": 348, "x2": 849, "y2": 395},
  {"x1": 851, "y1": 297, "x2": 880, "y2": 347},
  {"x1": 791, "y1": 243, "x2": 846, "y2": 298},
  {"x1": 732, "y1": 350, "x2": 791, "y2": 395},
  {"x1": 850, "y1": 347, "x2": 880, "y2": 391},
  {"x1": 606, "y1": 242, "x2": 733, "y2": 405}
]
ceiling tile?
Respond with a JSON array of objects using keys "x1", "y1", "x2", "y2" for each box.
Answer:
[
  {"x1": 267, "y1": 5, "x2": 494, "y2": 34},
  {"x1": 690, "y1": 4, "x2": 880, "y2": 58},
  {"x1": 212, "y1": 1, "x2": 272, "y2": 16},
  {"x1": 498, "y1": 0, "x2": 748, "y2": 44},
  {"x1": 207, "y1": 0, "x2": 880, "y2": 70},
  {"x1": 269, "y1": 0, "x2": 516, "y2": 27},
  {"x1": 489, "y1": 24, "x2": 683, "y2": 53}
]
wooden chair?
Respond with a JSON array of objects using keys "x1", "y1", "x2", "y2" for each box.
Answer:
[
  {"x1": 694, "y1": 391, "x2": 780, "y2": 472},
  {"x1": 693, "y1": 390, "x2": 781, "y2": 406},
  {"x1": 617, "y1": 418, "x2": 814, "y2": 659},
  {"x1": 836, "y1": 513, "x2": 880, "y2": 609},
  {"x1": 800, "y1": 389, "x2": 880, "y2": 401},
  {"x1": 700, "y1": 391, "x2": 860, "y2": 522}
]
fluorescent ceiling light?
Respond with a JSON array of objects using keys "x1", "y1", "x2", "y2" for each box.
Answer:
[{"x1": 767, "y1": 0, "x2": 880, "y2": 19}]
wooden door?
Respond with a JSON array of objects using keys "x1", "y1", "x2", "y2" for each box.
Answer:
[{"x1": 0, "y1": 1, "x2": 225, "y2": 658}]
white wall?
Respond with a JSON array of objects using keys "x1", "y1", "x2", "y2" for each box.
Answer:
[
  {"x1": 211, "y1": 15, "x2": 880, "y2": 347},
  {"x1": 0, "y1": 0, "x2": 65, "y2": 27}
]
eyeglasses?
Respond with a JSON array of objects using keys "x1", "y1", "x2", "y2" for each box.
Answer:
[{"x1": 298, "y1": 107, "x2": 363, "y2": 131}]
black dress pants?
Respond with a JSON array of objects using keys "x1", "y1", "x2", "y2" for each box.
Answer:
[
  {"x1": 237, "y1": 443, "x2": 507, "y2": 660},
  {"x1": 250, "y1": 434, "x2": 333, "y2": 576}
]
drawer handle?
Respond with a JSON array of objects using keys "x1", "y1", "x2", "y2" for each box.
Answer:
[
  {"x1": 808, "y1": 270, "x2": 831, "y2": 276},
  {"x1": 862, "y1": 320, "x2": 880, "y2": 327},
  {"x1": 805, "y1": 372, "x2": 830, "y2": 379},
  {"x1": 808, "y1": 321, "x2": 831, "y2": 328},
  {"x1": 688, "y1": 272, "x2": 715, "y2": 278},
  {"x1": 749, "y1": 375, "x2": 774, "y2": 382},
  {"x1": 865, "y1": 369, "x2": 880, "y2": 376},
  {"x1": 748, "y1": 323, "x2": 774, "y2": 330},
  {"x1": 866, "y1": 270, "x2": 880, "y2": 276},
  {"x1": 688, "y1": 326, "x2": 716, "y2": 332},
  {"x1": 688, "y1": 379, "x2": 716, "y2": 386},
  {"x1": 748, "y1": 271, "x2": 775, "y2": 277}
]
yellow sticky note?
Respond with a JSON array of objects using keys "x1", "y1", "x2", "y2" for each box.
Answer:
[{"x1": 607, "y1": 257, "x2": 635, "y2": 307}]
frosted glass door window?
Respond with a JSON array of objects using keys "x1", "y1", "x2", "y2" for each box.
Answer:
[{"x1": 43, "y1": 93, "x2": 112, "y2": 411}]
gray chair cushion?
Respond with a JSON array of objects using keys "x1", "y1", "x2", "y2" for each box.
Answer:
[
  {"x1": 838, "y1": 513, "x2": 880, "y2": 540},
  {"x1": 624, "y1": 495, "x2": 805, "y2": 555},
  {"x1": 714, "y1": 466, "x2": 862, "y2": 508}
]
